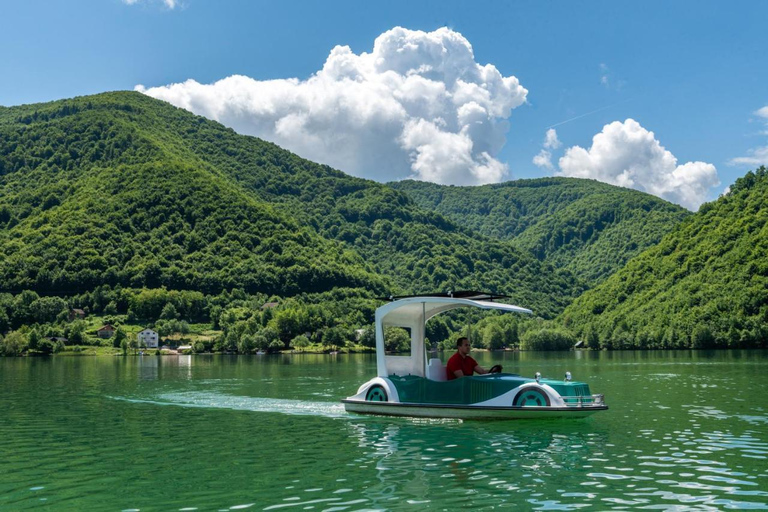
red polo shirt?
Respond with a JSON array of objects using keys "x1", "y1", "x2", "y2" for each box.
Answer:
[{"x1": 446, "y1": 352, "x2": 478, "y2": 380}]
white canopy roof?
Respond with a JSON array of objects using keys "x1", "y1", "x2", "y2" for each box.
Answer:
[{"x1": 374, "y1": 294, "x2": 532, "y2": 378}]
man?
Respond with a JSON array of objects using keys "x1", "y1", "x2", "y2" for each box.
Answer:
[{"x1": 446, "y1": 336, "x2": 490, "y2": 380}]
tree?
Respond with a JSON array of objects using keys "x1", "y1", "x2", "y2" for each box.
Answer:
[
  {"x1": 67, "y1": 320, "x2": 86, "y2": 346},
  {"x1": 160, "y1": 302, "x2": 179, "y2": 320},
  {"x1": 291, "y1": 334, "x2": 311, "y2": 350},
  {"x1": 358, "y1": 326, "x2": 375, "y2": 348},
  {"x1": 114, "y1": 327, "x2": 127, "y2": 349},
  {"x1": 1, "y1": 331, "x2": 27, "y2": 356},
  {"x1": 104, "y1": 300, "x2": 118, "y2": 315},
  {"x1": 383, "y1": 326, "x2": 410, "y2": 352},
  {"x1": 28, "y1": 328, "x2": 41, "y2": 351},
  {"x1": 322, "y1": 326, "x2": 349, "y2": 350},
  {"x1": 586, "y1": 325, "x2": 600, "y2": 350},
  {"x1": 483, "y1": 324, "x2": 505, "y2": 350},
  {"x1": 520, "y1": 329, "x2": 576, "y2": 351},
  {"x1": 504, "y1": 322, "x2": 519, "y2": 347},
  {"x1": 238, "y1": 333, "x2": 255, "y2": 354}
]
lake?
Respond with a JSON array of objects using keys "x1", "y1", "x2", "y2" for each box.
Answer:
[{"x1": 1, "y1": 351, "x2": 767, "y2": 510}]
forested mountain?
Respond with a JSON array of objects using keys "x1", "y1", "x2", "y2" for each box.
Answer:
[
  {"x1": 560, "y1": 167, "x2": 768, "y2": 349},
  {"x1": 0, "y1": 91, "x2": 583, "y2": 319},
  {"x1": 391, "y1": 178, "x2": 689, "y2": 284}
]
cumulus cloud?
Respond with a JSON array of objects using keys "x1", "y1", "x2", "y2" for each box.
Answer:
[
  {"x1": 729, "y1": 106, "x2": 768, "y2": 167},
  {"x1": 557, "y1": 119, "x2": 719, "y2": 210},
  {"x1": 532, "y1": 128, "x2": 561, "y2": 170},
  {"x1": 729, "y1": 147, "x2": 768, "y2": 167},
  {"x1": 136, "y1": 27, "x2": 527, "y2": 185}
]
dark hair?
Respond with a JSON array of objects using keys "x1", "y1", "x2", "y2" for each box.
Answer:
[{"x1": 456, "y1": 336, "x2": 469, "y2": 348}]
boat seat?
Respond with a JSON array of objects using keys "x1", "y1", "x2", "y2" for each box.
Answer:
[{"x1": 426, "y1": 358, "x2": 447, "y2": 382}]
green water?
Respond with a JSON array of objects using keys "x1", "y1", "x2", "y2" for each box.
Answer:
[{"x1": 1, "y1": 351, "x2": 767, "y2": 510}]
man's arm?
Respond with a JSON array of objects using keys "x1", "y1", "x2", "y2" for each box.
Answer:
[
  {"x1": 474, "y1": 365, "x2": 488, "y2": 375},
  {"x1": 453, "y1": 369, "x2": 465, "y2": 378}
]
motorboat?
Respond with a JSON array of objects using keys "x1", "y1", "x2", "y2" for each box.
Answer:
[{"x1": 342, "y1": 291, "x2": 608, "y2": 420}]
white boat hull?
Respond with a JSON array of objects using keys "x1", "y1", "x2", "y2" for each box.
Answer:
[{"x1": 342, "y1": 399, "x2": 607, "y2": 420}]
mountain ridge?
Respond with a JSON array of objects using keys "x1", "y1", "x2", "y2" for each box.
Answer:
[
  {"x1": 390, "y1": 178, "x2": 689, "y2": 284},
  {"x1": 0, "y1": 91, "x2": 583, "y2": 317}
]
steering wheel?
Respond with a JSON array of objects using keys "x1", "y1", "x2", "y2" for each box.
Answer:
[{"x1": 488, "y1": 364, "x2": 503, "y2": 374}]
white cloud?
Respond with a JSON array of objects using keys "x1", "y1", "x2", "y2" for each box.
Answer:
[
  {"x1": 543, "y1": 128, "x2": 560, "y2": 149},
  {"x1": 533, "y1": 150, "x2": 554, "y2": 170},
  {"x1": 729, "y1": 106, "x2": 768, "y2": 167},
  {"x1": 557, "y1": 119, "x2": 719, "y2": 210},
  {"x1": 123, "y1": 0, "x2": 178, "y2": 7},
  {"x1": 136, "y1": 27, "x2": 527, "y2": 184},
  {"x1": 729, "y1": 146, "x2": 768, "y2": 166},
  {"x1": 532, "y1": 128, "x2": 560, "y2": 170}
]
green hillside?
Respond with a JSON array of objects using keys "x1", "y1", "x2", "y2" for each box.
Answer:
[
  {"x1": 0, "y1": 97, "x2": 382, "y2": 297},
  {"x1": 0, "y1": 92, "x2": 583, "y2": 319},
  {"x1": 560, "y1": 167, "x2": 768, "y2": 349},
  {"x1": 391, "y1": 178, "x2": 689, "y2": 284}
]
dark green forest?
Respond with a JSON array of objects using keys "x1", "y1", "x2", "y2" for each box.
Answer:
[
  {"x1": 0, "y1": 92, "x2": 583, "y2": 354},
  {"x1": 391, "y1": 178, "x2": 689, "y2": 284},
  {"x1": 561, "y1": 167, "x2": 768, "y2": 349},
  {"x1": 1, "y1": 91, "x2": 765, "y2": 355}
]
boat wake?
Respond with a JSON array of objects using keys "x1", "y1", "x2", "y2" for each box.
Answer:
[{"x1": 109, "y1": 391, "x2": 348, "y2": 419}]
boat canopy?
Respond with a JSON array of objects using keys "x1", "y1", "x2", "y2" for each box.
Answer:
[{"x1": 375, "y1": 292, "x2": 532, "y2": 378}]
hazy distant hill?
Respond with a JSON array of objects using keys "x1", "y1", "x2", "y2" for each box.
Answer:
[
  {"x1": 560, "y1": 167, "x2": 768, "y2": 349},
  {"x1": 391, "y1": 178, "x2": 689, "y2": 284},
  {"x1": 0, "y1": 92, "x2": 584, "y2": 317}
]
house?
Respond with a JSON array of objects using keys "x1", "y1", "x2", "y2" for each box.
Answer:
[
  {"x1": 138, "y1": 328, "x2": 159, "y2": 349},
  {"x1": 177, "y1": 345, "x2": 193, "y2": 353},
  {"x1": 261, "y1": 301, "x2": 279, "y2": 310},
  {"x1": 97, "y1": 324, "x2": 116, "y2": 338},
  {"x1": 69, "y1": 308, "x2": 86, "y2": 321}
]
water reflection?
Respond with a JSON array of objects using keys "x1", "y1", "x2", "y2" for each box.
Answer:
[
  {"x1": 344, "y1": 419, "x2": 610, "y2": 509},
  {"x1": 137, "y1": 354, "x2": 158, "y2": 380}
]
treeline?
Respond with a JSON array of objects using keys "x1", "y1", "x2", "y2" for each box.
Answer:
[
  {"x1": 0, "y1": 286, "x2": 378, "y2": 356},
  {"x1": 0, "y1": 284, "x2": 557, "y2": 356}
]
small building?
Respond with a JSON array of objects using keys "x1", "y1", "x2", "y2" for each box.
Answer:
[
  {"x1": 138, "y1": 328, "x2": 159, "y2": 349},
  {"x1": 46, "y1": 337, "x2": 68, "y2": 344},
  {"x1": 97, "y1": 324, "x2": 116, "y2": 338},
  {"x1": 261, "y1": 302, "x2": 279, "y2": 310},
  {"x1": 177, "y1": 345, "x2": 193, "y2": 353},
  {"x1": 69, "y1": 308, "x2": 86, "y2": 321}
]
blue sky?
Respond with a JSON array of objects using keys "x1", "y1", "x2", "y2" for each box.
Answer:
[{"x1": 3, "y1": 0, "x2": 767, "y2": 209}]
